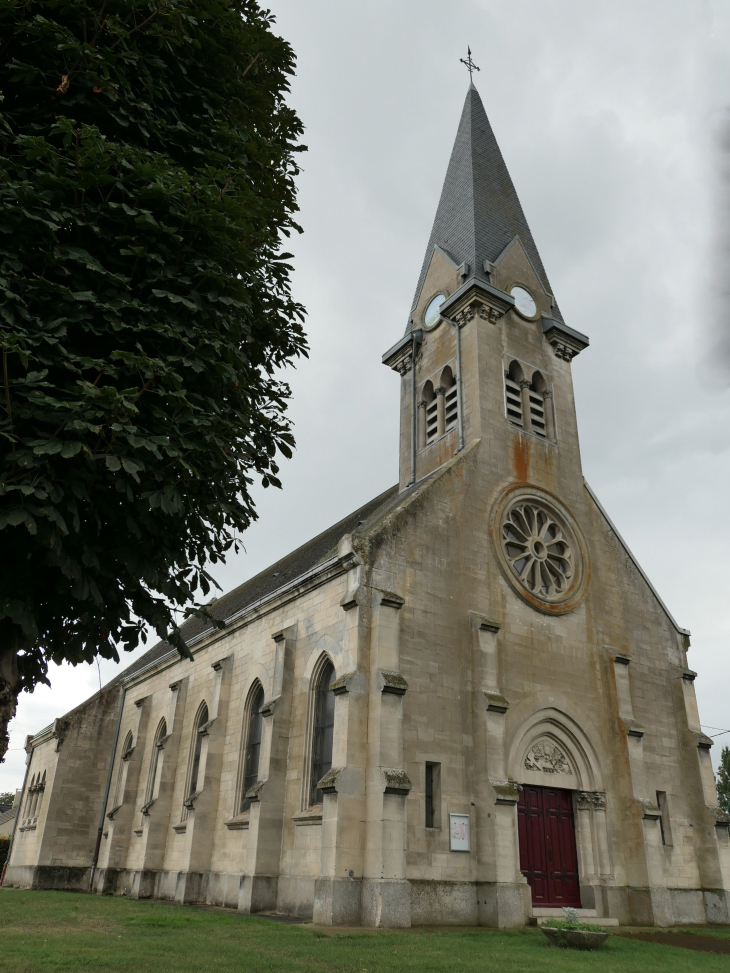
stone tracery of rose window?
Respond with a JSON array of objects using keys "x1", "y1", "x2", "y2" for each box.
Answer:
[{"x1": 502, "y1": 501, "x2": 573, "y2": 601}]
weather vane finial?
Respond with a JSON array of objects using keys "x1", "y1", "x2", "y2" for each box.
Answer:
[{"x1": 460, "y1": 46, "x2": 480, "y2": 81}]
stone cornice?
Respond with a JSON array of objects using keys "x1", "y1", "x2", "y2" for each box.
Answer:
[{"x1": 542, "y1": 315, "x2": 589, "y2": 362}]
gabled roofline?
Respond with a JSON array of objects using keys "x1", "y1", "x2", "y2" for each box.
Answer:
[
  {"x1": 433, "y1": 244, "x2": 460, "y2": 269},
  {"x1": 491, "y1": 234, "x2": 547, "y2": 286},
  {"x1": 583, "y1": 479, "x2": 690, "y2": 637}
]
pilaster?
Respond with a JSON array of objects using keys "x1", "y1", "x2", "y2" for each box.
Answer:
[
  {"x1": 98, "y1": 694, "x2": 151, "y2": 889},
  {"x1": 133, "y1": 677, "x2": 188, "y2": 899},
  {"x1": 312, "y1": 560, "x2": 371, "y2": 926},
  {"x1": 175, "y1": 658, "x2": 233, "y2": 904},
  {"x1": 469, "y1": 611, "x2": 529, "y2": 928},
  {"x1": 611, "y1": 650, "x2": 672, "y2": 926},
  {"x1": 239, "y1": 626, "x2": 297, "y2": 914},
  {"x1": 675, "y1": 666, "x2": 730, "y2": 922},
  {"x1": 361, "y1": 588, "x2": 411, "y2": 928}
]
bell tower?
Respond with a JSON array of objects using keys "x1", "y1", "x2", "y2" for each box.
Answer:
[{"x1": 382, "y1": 83, "x2": 589, "y2": 495}]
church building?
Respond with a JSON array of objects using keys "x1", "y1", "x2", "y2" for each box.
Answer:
[{"x1": 4, "y1": 83, "x2": 730, "y2": 928}]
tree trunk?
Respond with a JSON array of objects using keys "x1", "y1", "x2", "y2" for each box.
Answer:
[{"x1": 0, "y1": 644, "x2": 20, "y2": 765}]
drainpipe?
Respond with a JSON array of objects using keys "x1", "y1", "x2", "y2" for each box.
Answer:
[
  {"x1": 1, "y1": 739, "x2": 33, "y2": 886},
  {"x1": 89, "y1": 683, "x2": 126, "y2": 893},
  {"x1": 439, "y1": 314, "x2": 465, "y2": 454}
]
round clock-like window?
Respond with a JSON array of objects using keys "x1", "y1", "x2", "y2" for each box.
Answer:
[
  {"x1": 492, "y1": 487, "x2": 589, "y2": 615},
  {"x1": 424, "y1": 294, "x2": 445, "y2": 329},
  {"x1": 510, "y1": 285, "x2": 537, "y2": 319},
  {"x1": 502, "y1": 501, "x2": 573, "y2": 601}
]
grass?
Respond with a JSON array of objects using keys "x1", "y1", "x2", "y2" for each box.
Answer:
[{"x1": 0, "y1": 889, "x2": 729, "y2": 973}]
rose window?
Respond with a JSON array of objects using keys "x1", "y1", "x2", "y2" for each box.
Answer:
[{"x1": 502, "y1": 501, "x2": 573, "y2": 601}]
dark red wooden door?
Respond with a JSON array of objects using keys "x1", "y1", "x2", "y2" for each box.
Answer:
[{"x1": 517, "y1": 785, "x2": 581, "y2": 907}]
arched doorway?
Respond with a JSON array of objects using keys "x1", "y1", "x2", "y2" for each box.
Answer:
[
  {"x1": 517, "y1": 781, "x2": 581, "y2": 907},
  {"x1": 508, "y1": 709, "x2": 609, "y2": 911}
]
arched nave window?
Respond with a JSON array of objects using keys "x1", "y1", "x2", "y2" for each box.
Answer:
[
  {"x1": 188, "y1": 704, "x2": 209, "y2": 799},
  {"x1": 112, "y1": 731, "x2": 134, "y2": 809},
  {"x1": 309, "y1": 661, "x2": 335, "y2": 807},
  {"x1": 240, "y1": 684, "x2": 264, "y2": 813},
  {"x1": 147, "y1": 720, "x2": 167, "y2": 804}
]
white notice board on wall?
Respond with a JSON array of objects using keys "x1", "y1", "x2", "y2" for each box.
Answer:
[{"x1": 449, "y1": 813, "x2": 470, "y2": 852}]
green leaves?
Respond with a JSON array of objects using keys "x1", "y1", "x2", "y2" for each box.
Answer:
[{"x1": 0, "y1": 0, "x2": 307, "y2": 699}]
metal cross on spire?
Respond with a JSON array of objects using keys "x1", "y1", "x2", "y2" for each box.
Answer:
[{"x1": 460, "y1": 46, "x2": 480, "y2": 81}]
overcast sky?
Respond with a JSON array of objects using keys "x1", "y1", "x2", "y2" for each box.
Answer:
[{"x1": 3, "y1": 0, "x2": 730, "y2": 793}]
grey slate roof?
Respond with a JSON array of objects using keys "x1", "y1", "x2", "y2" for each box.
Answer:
[
  {"x1": 410, "y1": 83, "x2": 560, "y2": 323},
  {"x1": 103, "y1": 484, "x2": 401, "y2": 687},
  {"x1": 34, "y1": 485, "x2": 401, "y2": 738},
  {"x1": 0, "y1": 805, "x2": 16, "y2": 834},
  {"x1": 168, "y1": 483, "x2": 399, "y2": 646}
]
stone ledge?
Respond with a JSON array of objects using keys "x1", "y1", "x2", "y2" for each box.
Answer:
[
  {"x1": 224, "y1": 812, "x2": 250, "y2": 831},
  {"x1": 622, "y1": 718, "x2": 645, "y2": 739},
  {"x1": 378, "y1": 670, "x2": 408, "y2": 696},
  {"x1": 693, "y1": 731, "x2": 714, "y2": 750},
  {"x1": 292, "y1": 807, "x2": 323, "y2": 827},
  {"x1": 636, "y1": 797, "x2": 661, "y2": 820},
  {"x1": 382, "y1": 768, "x2": 412, "y2": 795},
  {"x1": 245, "y1": 779, "x2": 267, "y2": 803},
  {"x1": 490, "y1": 780, "x2": 521, "y2": 805},
  {"x1": 483, "y1": 690, "x2": 509, "y2": 713}
]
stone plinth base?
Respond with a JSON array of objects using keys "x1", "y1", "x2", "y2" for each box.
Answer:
[
  {"x1": 174, "y1": 870, "x2": 208, "y2": 904},
  {"x1": 361, "y1": 879, "x2": 411, "y2": 928},
  {"x1": 410, "y1": 881, "x2": 477, "y2": 925},
  {"x1": 313, "y1": 876, "x2": 362, "y2": 926},
  {"x1": 239, "y1": 874, "x2": 278, "y2": 914},
  {"x1": 477, "y1": 882, "x2": 530, "y2": 928},
  {"x1": 2, "y1": 864, "x2": 90, "y2": 891}
]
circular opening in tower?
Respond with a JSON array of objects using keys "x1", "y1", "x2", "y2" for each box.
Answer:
[
  {"x1": 510, "y1": 285, "x2": 537, "y2": 319},
  {"x1": 424, "y1": 294, "x2": 446, "y2": 329}
]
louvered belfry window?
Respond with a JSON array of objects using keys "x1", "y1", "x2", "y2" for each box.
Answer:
[
  {"x1": 505, "y1": 374, "x2": 524, "y2": 426},
  {"x1": 504, "y1": 359, "x2": 553, "y2": 441},
  {"x1": 444, "y1": 383, "x2": 458, "y2": 430},
  {"x1": 426, "y1": 396, "x2": 438, "y2": 443},
  {"x1": 529, "y1": 390, "x2": 546, "y2": 438},
  {"x1": 420, "y1": 366, "x2": 458, "y2": 446}
]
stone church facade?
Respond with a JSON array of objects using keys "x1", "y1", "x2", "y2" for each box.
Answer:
[{"x1": 5, "y1": 84, "x2": 730, "y2": 928}]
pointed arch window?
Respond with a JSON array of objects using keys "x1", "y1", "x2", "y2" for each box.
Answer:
[
  {"x1": 22, "y1": 771, "x2": 46, "y2": 828},
  {"x1": 309, "y1": 661, "x2": 336, "y2": 807},
  {"x1": 112, "y1": 731, "x2": 134, "y2": 810},
  {"x1": 147, "y1": 719, "x2": 167, "y2": 804},
  {"x1": 188, "y1": 704, "x2": 209, "y2": 799},
  {"x1": 240, "y1": 684, "x2": 264, "y2": 812}
]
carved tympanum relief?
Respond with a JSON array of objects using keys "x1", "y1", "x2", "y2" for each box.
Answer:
[{"x1": 524, "y1": 739, "x2": 572, "y2": 775}]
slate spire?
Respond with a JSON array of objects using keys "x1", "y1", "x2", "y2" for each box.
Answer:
[{"x1": 411, "y1": 84, "x2": 553, "y2": 314}]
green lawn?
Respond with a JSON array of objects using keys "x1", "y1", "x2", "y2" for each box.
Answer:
[{"x1": 0, "y1": 889, "x2": 728, "y2": 973}]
